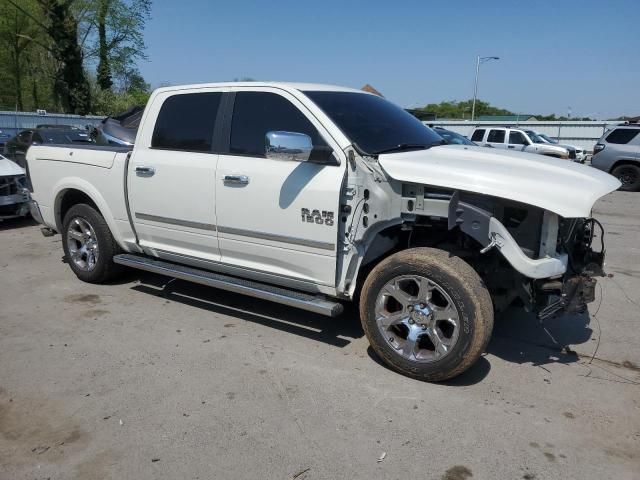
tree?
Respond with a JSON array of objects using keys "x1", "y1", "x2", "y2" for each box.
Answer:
[
  {"x1": 4, "y1": 0, "x2": 92, "y2": 114},
  {"x1": 81, "y1": 0, "x2": 151, "y2": 92},
  {"x1": 0, "y1": 1, "x2": 43, "y2": 110},
  {"x1": 415, "y1": 99, "x2": 513, "y2": 120},
  {"x1": 95, "y1": 0, "x2": 112, "y2": 89}
]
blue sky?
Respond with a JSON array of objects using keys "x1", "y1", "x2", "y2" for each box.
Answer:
[{"x1": 139, "y1": 0, "x2": 639, "y2": 119}]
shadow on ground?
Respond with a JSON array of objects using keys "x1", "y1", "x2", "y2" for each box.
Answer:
[
  {"x1": 131, "y1": 272, "x2": 364, "y2": 348},
  {"x1": 0, "y1": 216, "x2": 37, "y2": 232},
  {"x1": 127, "y1": 272, "x2": 596, "y2": 384},
  {"x1": 488, "y1": 306, "x2": 593, "y2": 368}
]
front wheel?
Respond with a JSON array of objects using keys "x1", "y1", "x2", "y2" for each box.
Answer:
[
  {"x1": 359, "y1": 248, "x2": 494, "y2": 382},
  {"x1": 611, "y1": 164, "x2": 640, "y2": 192},
  {"x1": 62, "y1": 203, "x2": 123, "y2": 283}
]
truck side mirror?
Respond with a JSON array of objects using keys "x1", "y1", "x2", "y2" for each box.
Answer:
[
  {"x1": 265, "y1": 131, "x2": 334, "y2": 164},
  {"x1": 266, "y1": 131, "x2": 313, "y2": 162}
]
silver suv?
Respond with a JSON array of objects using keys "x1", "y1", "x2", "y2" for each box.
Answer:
[
  {"x1": 470, "y1": 127, "x2": 570, "y2": 159},
  {"x1": 591, "y1": 124, "x2": 640, "y2": 191}
]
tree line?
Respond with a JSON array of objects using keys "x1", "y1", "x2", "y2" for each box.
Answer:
[
  {"x1": 414, "y1": 99, "x2": 595, "y2": 121},
  {"x1": 0, "y1": 0, "x2": 151, "y2": 116}
]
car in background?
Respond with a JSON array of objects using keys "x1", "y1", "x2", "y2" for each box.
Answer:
[
  {"x1": 90, "y1": 105, "x2": 143, "y2": 146},
  {"x1": 470, "y1": 127, "x2": 571, "y2": 159},
  {"x1": 591, "y1": 123, "x2": 640, "y2": 191},
  {"x1": 524, "y1": 130, "x2": 586, "y2": 163},
  {"x1": 0, "y1": 154, "x2": 29, "y2": 221},
  {"x1": 3, "y1": 127, "x2": 95, "y2": 168},
  {"x1": 432, "y1": 126, "x2": 476, "y2": 146},
  {"x1": 0, "y1": 130, "x2": 12, "y2": 149}
]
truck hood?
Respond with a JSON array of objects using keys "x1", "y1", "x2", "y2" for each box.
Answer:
[
  {"x1": 378, "y1": 145, "x2": 620, "y2": 218},
  {"x1": 0, "y1": 155, "x2": 25, "y2": 176}
]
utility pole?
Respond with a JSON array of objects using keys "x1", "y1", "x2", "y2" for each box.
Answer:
[{"x1": 471, "y1": 55, "x2": 500, "y2": 121}]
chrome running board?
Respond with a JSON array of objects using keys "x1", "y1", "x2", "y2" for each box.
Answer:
[{"x1": 113, "y1": 254, "x2": 344, "y2": 317}]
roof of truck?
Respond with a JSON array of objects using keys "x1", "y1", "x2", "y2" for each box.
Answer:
[{"x1": 152, "y1": 82, "x2": 367, "y2": 95}]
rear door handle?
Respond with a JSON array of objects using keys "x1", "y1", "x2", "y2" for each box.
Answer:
[
  {"x1": 135, "y1": 166, "x2": 155, "y2": 177},
  {"x1": 223, "y1": 174, "x2": 249, "y2": 186}
]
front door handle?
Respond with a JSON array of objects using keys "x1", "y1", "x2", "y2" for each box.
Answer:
[
  {"x1": 508, "y1": 145, "x2": 515, "y2": 149},
  {"x1": 135, "y1": 166, "x2": 156, "y2": 177},
  {"x1": 223, "y1": 174, "x2": 249, "y2": 186}
]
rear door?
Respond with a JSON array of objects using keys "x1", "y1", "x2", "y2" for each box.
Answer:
[
  {"x1": 214, "y1": 89, "x2": 345, "y2": 287},
  {"x1": 485, "y1": 128, "x2": 507, "y2": 149},
  {"x1": 128, "y1": 89, "x2": 223, "y2": 262}
]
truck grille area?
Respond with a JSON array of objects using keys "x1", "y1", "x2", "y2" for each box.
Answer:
[{"x1": 0, "y1": 175, "x2": 23, "y2": 196}]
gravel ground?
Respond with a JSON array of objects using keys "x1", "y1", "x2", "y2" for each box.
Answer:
[{"x1": 1, "y1": 192, "x2": 639, "y2": 480}]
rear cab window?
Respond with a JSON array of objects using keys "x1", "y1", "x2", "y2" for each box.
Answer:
[
  {"x1": 471, "y1": 129, "x2": 485, "y2": 142},
  {"x1": 151, "y1": 92, "x2": 222, "y2": 152}
]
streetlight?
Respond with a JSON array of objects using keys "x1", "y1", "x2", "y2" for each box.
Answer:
[{"x1": 471, "y1": 55, "x2": 500, "y2": 121}]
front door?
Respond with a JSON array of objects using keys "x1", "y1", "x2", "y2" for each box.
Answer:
[
  {"x1": 128, "y1": 90, "x2": 223, "y2": 262},
  {"x1": 215, "y1": 90, "x2": 345, "y2": 287},
  {"x1": 507, "y1": 130, "x2": 529, "y2": 152}
]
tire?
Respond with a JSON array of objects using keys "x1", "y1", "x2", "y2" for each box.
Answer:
[
  {"x1": 62, "y1": 203, "x2": 123, "y2": 283},
  {"x1": 359, "y1": 247, "x2": 493, "y2": 382},
  {"x1": 611, "y1": 163, "x2": 640, "y2": 192}
]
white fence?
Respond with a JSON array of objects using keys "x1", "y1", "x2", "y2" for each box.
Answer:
[{"x1": 425, "y1": 120, "x2": 620, "y2": 152}]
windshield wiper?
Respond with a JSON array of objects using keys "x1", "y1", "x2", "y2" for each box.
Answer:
[
  {"x1": 373, "y1": 141, "x2": 444, "y2": 155},
  {"x1": 373, "y1": 143, "x2": 431, "y2": 155}
]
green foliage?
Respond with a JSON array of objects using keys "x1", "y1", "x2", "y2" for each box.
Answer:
[
  {"x1": 415, "y1": 99, "x2": 512, "y2": 119},
  {"x1": 0, "y1": 0, "x2": 151, "y2": 115},
  {"x1": 414, "y1": 99, "x2": 595, "y2": 121},
  {"x1": 91, "y1": 85, "x2": 150, "y2": 116}
]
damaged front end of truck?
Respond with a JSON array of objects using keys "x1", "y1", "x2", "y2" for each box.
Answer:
[{"x1": 374, "y1": 144, "x2": 621, "y2": 320}]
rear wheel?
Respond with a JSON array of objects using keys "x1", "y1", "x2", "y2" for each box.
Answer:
[
  {"x1": 611, "y1": 164, "x2": 640, "y2": 192},
  {"x1": 62, "y1": 203, "x2": 123, "y2": 283},
  {"x1": 359, "y1": 248, "x2": 493, "y2": 381}
]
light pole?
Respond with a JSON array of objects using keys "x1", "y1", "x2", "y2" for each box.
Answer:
[{"x1": 471, "y1": 55, "x2": 500, "y2": 121}]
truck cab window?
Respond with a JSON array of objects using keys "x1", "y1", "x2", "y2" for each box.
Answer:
[
  {"x1": 509, "y1": 131, "x2": 528, "y2": 145},
  {"x1": 151, "y1": 92, "x2": 222, "y2": 152},
  {"x1": 487, "y1": 129, "x2": 505, "y2": 143},
  {"x1": 229, "y1": 92, "x2": 326, "y2": 157},
  {"x1": 471, "y1": 129, "x2": 485, "y2": 142}
]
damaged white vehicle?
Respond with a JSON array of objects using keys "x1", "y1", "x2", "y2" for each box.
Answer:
[
  {"x1": 26, "y1": 83, "x2": 620, "y2": 381},
  {"x1": 0, "y1": 154, "x2": 29, "y2": 221}
]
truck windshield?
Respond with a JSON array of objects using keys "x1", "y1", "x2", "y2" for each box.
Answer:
[
  {"x1": 524, "y1": 130, "x2": 546, "y2": 144},
  {"x1": 304, "y1": 91, "x2": 443, "y2": 155},
  {"x1": 539, "y1": 134, "x2": 558, "y2": 144}
]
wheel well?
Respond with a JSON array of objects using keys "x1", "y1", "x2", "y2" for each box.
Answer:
[
  {"x1": 56, "y1": 189, "x2": 98, "y2": 229},
  {"x1": 354, "y1": 220, "x2": 482, "y2": 300},
  {"x1": 610, "y1": 159, "x2": 639, "y2": 173}
]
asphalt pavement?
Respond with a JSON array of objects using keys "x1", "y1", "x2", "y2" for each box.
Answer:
[{"x1": 1, "y1": 192, "x2": 638, "y2": 480}]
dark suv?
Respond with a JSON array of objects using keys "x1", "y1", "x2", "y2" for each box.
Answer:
[{"x1": 591, "y1": 123, "x2": 640, "y2": 191}]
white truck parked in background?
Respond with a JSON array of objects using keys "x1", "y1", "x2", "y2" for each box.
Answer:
[
  {"x1": 27, "y1": 82, "x2": 619, "y2": 381},
  {"x1": 470, "y1": 126, "x2": 572, "y2": 159}
]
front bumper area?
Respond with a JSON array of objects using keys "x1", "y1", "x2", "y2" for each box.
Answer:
[
  {"x1": 0, "y1": 191, "x2": 30, "y2": 220},
  {"x1": 535, "y1": 217, "x2": 606, "y2": 320},
  {"x1": 536, "y1": 274, "x2": 598, "y2": 320}
]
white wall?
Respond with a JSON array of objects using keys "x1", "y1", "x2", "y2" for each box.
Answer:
[{"x1": 426, "y1": 120, "x2": 621, "y2": 152}]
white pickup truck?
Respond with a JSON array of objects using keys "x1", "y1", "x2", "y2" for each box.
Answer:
[{"x1": 27, "y1": 82, "x2": 620, "y2": 381}]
